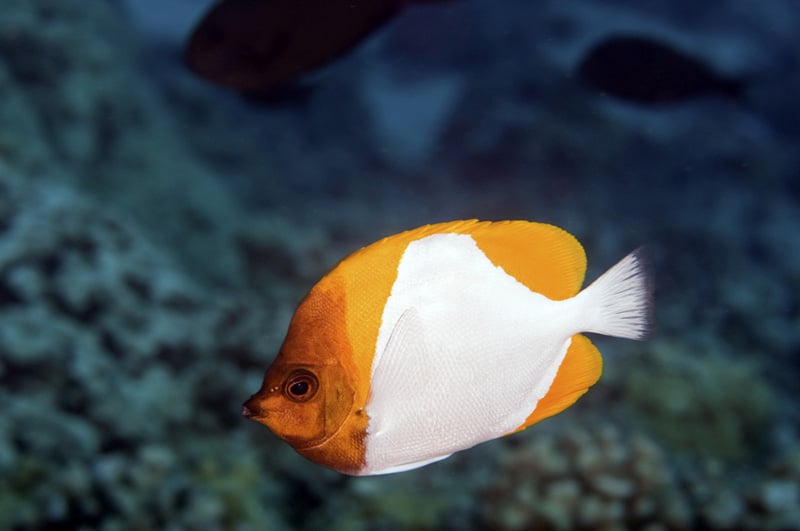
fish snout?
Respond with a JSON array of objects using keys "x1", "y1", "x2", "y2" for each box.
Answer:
[{"x1": 242, "y1": 396, "x2": 264, "y2": 420}]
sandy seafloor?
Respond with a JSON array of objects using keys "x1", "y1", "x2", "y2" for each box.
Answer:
[{"x1": 1, "y1": 0, "x2": 799, "y2": 529}]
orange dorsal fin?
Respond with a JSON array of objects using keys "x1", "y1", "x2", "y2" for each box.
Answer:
[
  {"x1": 341, "y1": 219, "x2": 586, "y2": 301},
  {"x1": 352, "y1": 219, "x2": 586, "y2": 299},
  {"x1": 514, "y1": 334, "x2": 603, "y2": 432},
  {"x1": 464, "y1": 220, "x2": 587, "y2": 299}
]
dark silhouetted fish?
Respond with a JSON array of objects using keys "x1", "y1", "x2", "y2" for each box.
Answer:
[
  {"x1": 577, "y1": 34, "x2": 746, "y2": 104},
  {"x1": 185, "y1": 0, "x2": 453, "y2": 93}
]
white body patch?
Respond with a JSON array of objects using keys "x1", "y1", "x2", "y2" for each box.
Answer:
[{"x1": 363, "y1": 233, "x2": 585, "y2": 475}]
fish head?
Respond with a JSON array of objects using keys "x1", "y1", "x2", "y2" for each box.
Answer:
[
  {"x1": 242, "y1": 275, "x2": 359, "y2": 451},
  {"x1": 243, "y1": 355, "x2": 355, "y2": 450}
]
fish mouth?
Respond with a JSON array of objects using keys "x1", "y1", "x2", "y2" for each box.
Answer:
[{"x1": 241, "y1": 396, "x2": 265, "y2": 421}]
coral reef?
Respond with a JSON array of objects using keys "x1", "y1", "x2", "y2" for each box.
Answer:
[
  {"x1": 482, "y1": 423, "x2": 800, "y2": 531},
  {"x1": 0, "y1": 166, "x2": 286, "y2": 529},
  {"x1": 0, "y1": 0, "x2": 249, "y2": 287},
  {"x1": 483, "y1": 424, "x2": 691, "y2": 530},
  {"x1": 624, "y1": 339, "x2": 776, "y2": 462}
]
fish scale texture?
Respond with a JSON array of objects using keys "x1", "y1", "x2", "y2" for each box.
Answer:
[{"x1": 364, "y1": 233, "x2": 578, "y2": 473}]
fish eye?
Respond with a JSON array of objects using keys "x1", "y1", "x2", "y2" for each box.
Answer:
[{"x1": 283, "y1": 370, "x2": 318, "y2": 402}]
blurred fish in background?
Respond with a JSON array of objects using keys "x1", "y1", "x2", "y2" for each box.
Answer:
[
  {"x1": 184, "y1": 0, "x2": 456, "y2": 95},
  {"x1": 576, "y1": 34, "x2": 748, "y2": 104}
]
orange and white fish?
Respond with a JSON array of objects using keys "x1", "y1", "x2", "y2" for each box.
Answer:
[{"x1": 243, "y1": 220, "x2": 653, "y2": 475}]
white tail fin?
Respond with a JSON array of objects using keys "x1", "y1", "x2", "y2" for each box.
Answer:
[{"x1": 577, "y1": 247, "x2": 654, "y2": 340}]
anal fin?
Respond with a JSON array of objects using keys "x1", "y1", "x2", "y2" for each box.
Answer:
[{"x1": 513, "y1": 334, "x2": 602, "y2": 432}]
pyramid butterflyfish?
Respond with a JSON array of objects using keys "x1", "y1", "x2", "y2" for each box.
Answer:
[{"x1": 243, "y1": 220, "x2": 653, "y2": 475}]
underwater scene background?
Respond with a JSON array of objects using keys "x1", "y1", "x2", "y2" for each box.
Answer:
[{"x1": 1, "y1": 0, "x2": 798, "y2": 529}]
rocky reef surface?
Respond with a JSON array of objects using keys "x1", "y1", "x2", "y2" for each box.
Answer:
[{"x1": 0, "y1": 165, "x2": 287, "y2": 528}]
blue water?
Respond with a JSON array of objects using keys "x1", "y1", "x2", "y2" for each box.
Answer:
[{"x1": 1, "y1": 0, "x2": 798, "y2": 529}]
